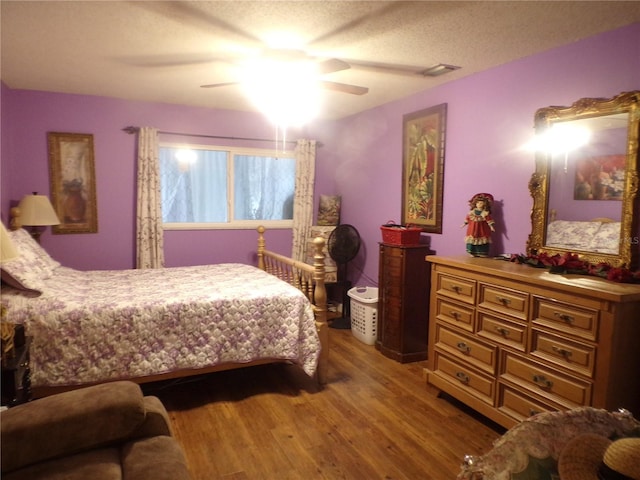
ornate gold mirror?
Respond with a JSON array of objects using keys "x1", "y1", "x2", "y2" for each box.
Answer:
[{"x1": 527, "y1": 91, "x2": 640, "y2": 269}]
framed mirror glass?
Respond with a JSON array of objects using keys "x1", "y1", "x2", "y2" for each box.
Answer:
[{"x1": 527, "y1": 91, "x2": 640, "y2": 269}]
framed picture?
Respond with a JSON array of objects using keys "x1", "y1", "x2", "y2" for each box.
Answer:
[
  {"x1": 574, "y1": 154, "x2": 625, "y2": 200},
  {"x1": 402, "y1": 103, "x2": 447, "y2": 233},
  {"x1": 47, "y1": 132, "x2": 98, "y2": 234}
]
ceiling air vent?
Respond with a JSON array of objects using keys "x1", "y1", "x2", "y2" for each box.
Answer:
[{"x1": 421, "y1": 64, "x2": 460, "y2": 77}]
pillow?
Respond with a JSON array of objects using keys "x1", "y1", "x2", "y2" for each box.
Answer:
[
  {"x1": 588, "y1": 222, "x2": 621, "y2": 254},
  {"x1": 0, "y1": 229, "x2": 51, "y2": 294},
  {"x1": 7, "y1": 228, "x2": 60, "y2": 278},
  {"x1": 0, "y1": 269, "x2": 42, "y2": 296},
  {"x1": 545, "y1": 220, "x2": 601, "y2": 250}
]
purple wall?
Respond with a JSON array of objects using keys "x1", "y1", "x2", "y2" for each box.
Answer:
[
  {"x1": 315, "y1": 23, "x2": 640, "y2": 285},
  {"x1": 2, "y1": 23, "x2": 639, "y2": 282},
  {"x1": 1, "y1": 90, "x2": 314, "y2": 269}
]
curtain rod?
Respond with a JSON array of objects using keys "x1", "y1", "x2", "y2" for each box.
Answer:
[{"x1": 122, "y1": 126, "x2": 300, "y2": 145}]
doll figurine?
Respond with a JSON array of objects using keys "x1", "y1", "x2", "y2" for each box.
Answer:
[{"x1": 462, "y1": 193, "x2": 495, "y2": 257}]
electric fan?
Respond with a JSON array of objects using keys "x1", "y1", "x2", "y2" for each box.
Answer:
[{"x1": 327, "y1": 224, "x2": 361, "y2": 329}]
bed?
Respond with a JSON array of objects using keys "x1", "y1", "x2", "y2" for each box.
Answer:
[
  {"x1": 0, "y1": 226, "x2": 328, "y2": 397},
  {"x1": 545, "y1": 217, "x2": 620, "y2": 254}
]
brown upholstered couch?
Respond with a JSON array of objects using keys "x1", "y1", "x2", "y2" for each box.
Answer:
[{"x1": 1, "y1": 381, "x2": 192, "y2": 480}]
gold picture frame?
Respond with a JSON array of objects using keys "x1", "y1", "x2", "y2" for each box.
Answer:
[
  {"x1": 47, "y1": 132, "x2": 98, "y2": 234},
  {"x1": 402, "y1": 103, "x2": 447, "y2": 233}
]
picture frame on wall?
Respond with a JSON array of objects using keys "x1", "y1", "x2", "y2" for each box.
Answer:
[
  {"x1": 401, "y1": 103, "x2": 447, "y2": 233},
  {"x1": 574, "y1": 154, "x2": 625, "y2": 200},
  {"x1": 47, "y1": 132, "x2": 98, "y2": 234}
]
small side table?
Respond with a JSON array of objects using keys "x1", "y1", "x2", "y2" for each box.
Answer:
[{"x1": 1, "y1": 337, "x2": 32, "y2": 406}]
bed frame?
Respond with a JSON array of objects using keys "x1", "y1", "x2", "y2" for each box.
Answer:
[
  {"x1": 256, "y1": 226, "x2": 329, "y2": 385},
  {"x1": 9, "y1": 211, "x2": 329, "y2": 396}
]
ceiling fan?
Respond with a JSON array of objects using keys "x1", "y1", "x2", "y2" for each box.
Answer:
[
  {"x1": 199, "y1": 47, "x2": 370, "y2": 96},
  {"x1": 125, "y1": 2, "x2": 447, "y2": 99}
]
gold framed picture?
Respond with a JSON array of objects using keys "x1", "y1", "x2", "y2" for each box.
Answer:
[
  {"x1": 47, "y1": 132, "x2": 98, "y2": 234},
  {"x1": 401, "y1": 103, "x2": 447, "y2": 233}
]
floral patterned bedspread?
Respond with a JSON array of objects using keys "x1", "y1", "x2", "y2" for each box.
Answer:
[
  {"x1": 1, "y1": 264, "x2": 320, "y2": 387},
  {"x1": 545, "y1": 220, "x2": 620, "y2": 254}
]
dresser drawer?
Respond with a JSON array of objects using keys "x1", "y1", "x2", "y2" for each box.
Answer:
[
  {"x1": 498, "y1": 384, "x2": 556, "y2": 422},
  {"x1": 530, "y1": 330, "x2": 596, "y2": 378},
  {"x1": 533, "y1": 297, "x2": 598, "y2": 341},
  {"x1": 479, "y1": 283, "x2": 528, "y2": 321},
  {"x1": 435, "y1": 273, "x2": 476, "y2": 305},
  {"x1": 434, "y1": 297, "x2": 474, "y2": 332},
  {"x1": 501, "y1": 353, "x2": 591, "y2": 408},
  {"x1": 432, "y1": 352, "x2": 495, "y2": 406},
  {"x1": 477, "y1": 312, "x2": 527, "y2": 352},
  {"x1": 434, "y1": 324, "x2": 497, "y2": 374}
]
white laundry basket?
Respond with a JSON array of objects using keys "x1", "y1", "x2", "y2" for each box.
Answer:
[{"x1": 347, "y1": 287, "x2": 378, "y2": 345}]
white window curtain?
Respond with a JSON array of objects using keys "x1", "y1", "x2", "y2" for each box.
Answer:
[
  {"x1": 136, "y1": 127, "x2": 165, "y2": 269},
  {"x1": 292, "y1": 139, "x2": 317, "y2": 262}
]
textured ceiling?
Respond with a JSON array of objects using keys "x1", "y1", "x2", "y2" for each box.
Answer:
[{"x1": 2, "y1": 1, "x2": 640, "y2": 120}]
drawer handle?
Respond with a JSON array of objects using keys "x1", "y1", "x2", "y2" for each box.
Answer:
[
  {"x1": 529, "y1": 409, "x2": 542, "y2": 417},
  {"x1": 450, "y1": 311, "x2": 461, "y2": 320},
  {"x1": 456, "y1": 341, "x2": 471, "y2": 354},
  {"x1": 452, "y1": 285, "x2": 462, "y2": 294},
  {"x1": 554, "y1": 312, "x2": 575, "y2": 324},
  {"x1": 495, "y1": 296, "x2": 511, "y2": 306},
  {"x1": 495, "y1": 326, "x2": 510, "y2": 337},
  {"x1": 551, "y1": 346, "x2": 573, "y2": 358},
  {"x1": 532, "y1": 374, "x2": 553, "y2": 389},
  {"x1": 455, "y1": 371, "x2": 470, "y2": 385}
]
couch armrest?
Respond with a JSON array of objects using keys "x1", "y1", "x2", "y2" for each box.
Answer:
[
  {"x1": 132, "y1": 396, "x2": 174, "y2": 439},
  {"x1": 122, "y1": 436, "x2": 192, "y2": 480},
  {"x1": 1, "y1": 381, "x2": 146, "y2": 474}
]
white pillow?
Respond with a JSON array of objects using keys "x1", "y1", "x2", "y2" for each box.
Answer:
[
  {"x1": 546, "y1": 220, "x2": 601, "y2": 250},
  {"x1": 0, "y1": 228, "x2": 58, "y2": 294},
  {"x1": 588, "y1": 222, "x2": 621, "y2": 254},
  {"x1": 7, "y1": 228, "x2": 60, "y2": 278}
]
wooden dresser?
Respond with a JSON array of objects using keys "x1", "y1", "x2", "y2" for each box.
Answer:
[
  {"x1": 425, "y1": 255, "x2": 640, "y2": 429},
  {"x1": 376, "y1": 243, "x2": 432, "y2": 363}
]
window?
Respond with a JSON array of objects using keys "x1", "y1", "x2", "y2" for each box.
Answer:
[{"x1": 159, "y1": 144, "x2": 296, "y2": 229}]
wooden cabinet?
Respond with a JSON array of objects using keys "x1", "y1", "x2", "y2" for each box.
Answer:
[
  {"x1": 376, "y1": 243, "x2": 432, "y2": 362},
  {"x1": 426, "y1": 256, "x2": 640, "y2": 429}
]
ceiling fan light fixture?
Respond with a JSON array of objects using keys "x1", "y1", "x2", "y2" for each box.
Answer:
[
  {"x1": 421, "y1": 63, "x2": 460, "y2": 77},
  {"x1": 242, "y1": 58, "x2": 322, "y2": 128}
]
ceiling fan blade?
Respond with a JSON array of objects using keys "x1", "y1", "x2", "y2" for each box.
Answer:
[
  {"x1": 343, "y1": 58, "x2": 426, "y2": 76},
  {"x1": 316, "y1": 58, "x2": 351, "y2": 75},
  {"x1": 320, "y1": 81, "x2": 368, "y2": 96},
  {"x1": 200, "y1": 82, "x2": 240, "y2": 89},
  {"x1": 118, "y1": 53, "x2": 226, "y2": 68}
]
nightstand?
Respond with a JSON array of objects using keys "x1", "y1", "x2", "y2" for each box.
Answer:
[{"x1": 1, "y1": 336, "x2": 32, "y2": 406}]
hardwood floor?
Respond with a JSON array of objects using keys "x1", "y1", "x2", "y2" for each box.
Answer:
[{"x1": 146, "y1": 328, "x2": 505, "y2": 480}]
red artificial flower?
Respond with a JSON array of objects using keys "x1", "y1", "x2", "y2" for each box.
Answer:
[
  {"x1": 559, "y1": 253, "x2": 588, "y2": 272},
  {"x1": 606, "y1": 267, "x2": 634, "y2": 283}
]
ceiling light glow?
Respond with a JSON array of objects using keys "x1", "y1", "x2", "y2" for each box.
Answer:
[
  {"x1": 525, "y1": 123, "x2": 592, "y2": 155},
  {"x1": 242, "y1": 57, "x2": 321, "y2": 128}
]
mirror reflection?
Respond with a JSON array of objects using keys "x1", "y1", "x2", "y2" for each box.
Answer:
[
  {"x1": 527, "y1": 91, "x2": 640, "y2": 269},
  {"x1": 545, "y1": 113, "x2": 628, "y2": 255}
]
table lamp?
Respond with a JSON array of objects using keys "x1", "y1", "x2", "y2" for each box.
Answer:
[
  {"x1": 1, "y1": 222, "x2": 19, "y2": 262},
  {"x1": 16, "y1": 193, "x2": 61, "y2": 243}
]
